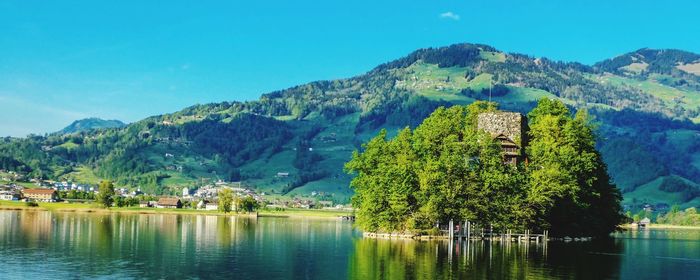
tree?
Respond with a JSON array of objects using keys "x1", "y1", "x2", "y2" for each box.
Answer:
[
  {"x1": 96, "y1": 180, "x2": 115, "y2": 208},
  {"x1": 526, "y1": 99, "x2": 623, "y2": 237},
  {"x1": 239, "y1": 196, "x2": 259, "y2": 213},
  {"x1": 218, "y1": 188, "x2": 234, "y2": 213}
]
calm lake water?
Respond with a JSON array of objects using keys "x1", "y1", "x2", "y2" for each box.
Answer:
[{"x1": 1, "y1": 210, "x2": 699, "y2": 279}]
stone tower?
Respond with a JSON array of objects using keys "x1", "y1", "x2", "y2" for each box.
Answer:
[{"x1": 477, "y1": 112, "x2": 528, "y2": 164}]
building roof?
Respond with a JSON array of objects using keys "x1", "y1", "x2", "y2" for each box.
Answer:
[
  {"x1": 640, "y1": 217, "x2": 651, "y2": 223},
  {"x1": 157, "y1": 197, "x2": 181, "y2": 206},
  {"x1": 477, "y1": 111, "x2": 526, "y2": 144},
  {"x1": 22, "y1": 188, "x2": 57, "y2": 195},
  {"x1": 495, "y1": 134, "x2": 519, "y2": 146}
]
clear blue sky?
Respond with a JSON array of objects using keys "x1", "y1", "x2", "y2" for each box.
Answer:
[{"x1": 1, "y1": 0, "x2": 699, "y2": 136}]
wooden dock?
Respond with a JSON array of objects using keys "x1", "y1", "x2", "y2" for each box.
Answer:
[
  {"x1": 363, "y1": 220, "x2": 551, "y2": 242},
  {"x1": 445, "y1": 220, "x2": 549, "y2": 242}
]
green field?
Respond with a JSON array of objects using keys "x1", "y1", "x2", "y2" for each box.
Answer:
[
  {"x1": 63, "y1": 166, "x2": 103, "y2": 184},
  {"x1": 238, "y1": 113, "x2": 359, "y2": 201},
  {"x1": 623, "y1": 176, "x2": 700, "y2": 209},
  {"x1": 598, "y1": 74, "x2": 700, "y2": 111},
  {"x1": 479, "y1": 51, "x2": 506, "y2": 63},
  {"x1": 396, "y1": 62, "x2": 562, "y2": 106},
  {"x1": 57, "y1": 141, "x2": 80, "y2": 150}
]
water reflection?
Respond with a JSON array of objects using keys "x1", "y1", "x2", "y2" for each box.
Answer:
[
  {"x1": 2, "y1": 211, "x2": 699, "y2": 279},
  {"x1": 349, "y1": 237, "x2": 622, "y2": 279},
  {"x1": 0, "y1": 210, "x2": 355, "y2": 279},
  {"x1": 613, "y1": 229, "x2": 700, "y2": 279}
]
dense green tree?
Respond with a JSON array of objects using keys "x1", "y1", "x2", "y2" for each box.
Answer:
[
  {"x1": 239, "y1": 196, "x2": 259, "y2": 213},
  {"x1": 218, "y1": 188, "x2": 234, "y2": 213},
  {"x1": 657, "y1": 207, "x2": 700, "y2": 226},
  {"x1": 525, "y1": 99, "x2": 623, "y2": 236},
  {"x1": 96, "y1": 180, "x2": 115, "y2": 208}
]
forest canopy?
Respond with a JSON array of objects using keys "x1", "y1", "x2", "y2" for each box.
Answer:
[{"x1": 345, "y1": 99, "x2": 624, "y2": 237}]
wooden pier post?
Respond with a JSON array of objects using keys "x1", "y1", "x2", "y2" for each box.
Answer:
[
  {"x1": 449, "y1": 219, "x2": 454, "y2": 240},
  {"x1": 467, "y1": 221, "x2": 471, "y2": 240},
  {"x1": 458, "y1": 221, "x2": 463, "y2": 239},
  {"x1": 463, "y1": 221, "x2": 467, "y2": 239},
  {"x1": 525, "y1": 230, "x2": 529, "y2": 242}
]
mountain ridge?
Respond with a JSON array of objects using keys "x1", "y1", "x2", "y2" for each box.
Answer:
[
  {"x1": 58, "y1": 118, "x2": 126, "y2": 134},
  {"x1": 2, "y1": 42, "x2": 700, "y2": 210}
]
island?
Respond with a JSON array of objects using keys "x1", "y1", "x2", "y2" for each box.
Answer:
[{"x1": 345, "y1": 99, "x2": 624, "y2": 239}]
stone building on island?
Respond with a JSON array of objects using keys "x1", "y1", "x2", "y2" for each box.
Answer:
[{"x1": 477, "y1": 111, "x2": 528, "y2": 165}]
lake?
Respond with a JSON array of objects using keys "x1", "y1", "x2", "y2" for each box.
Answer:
[{"x1": 0, "y1": 210, "x2": 699, "y2": 279}]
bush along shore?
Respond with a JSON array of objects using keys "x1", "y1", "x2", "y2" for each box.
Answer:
[{"x1": 346, "y1": 100, "x2": 624, "y2": 240}]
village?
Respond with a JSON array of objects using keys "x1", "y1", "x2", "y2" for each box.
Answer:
[{"x1": 0, "y1": 169, "x2": 351, "y2": 212}]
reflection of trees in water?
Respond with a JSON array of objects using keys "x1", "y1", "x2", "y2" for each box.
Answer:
[
  {"x1": 0, "y1": 211, "x2": 626, "y2": 279},
  {"x1": 1, "y1": 212, "x2": 356, "y2": 278},
  {"x1": 349, "y1": 238, "x2": 623, "y2": 279},
  {"x1": 93, "y1": 213, "x2": 114, "y2": 254},
  {"x1": 545, "y1": 237, "x2": 623, "y2": 279}
]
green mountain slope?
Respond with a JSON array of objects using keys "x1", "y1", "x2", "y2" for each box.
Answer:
[
  {"x1": 59, "y1": 118, "x2": 126, "y2": 134},
  {"x1": 3, "y1": 43, "x2": 700, "y2": 207},
  {"x1": 594, "y1": 48, "x2": 700, "y2": 121}
]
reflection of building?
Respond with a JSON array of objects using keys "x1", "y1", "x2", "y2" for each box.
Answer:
[
  {"x1": 477, "y1": 112, "x2": 528, "y2": 165},
  {"x1": 22, "y1": 188, "x2": 58, "y2": 202},
  {"x1": 156, "y1": 197, "x2": 182, "y2": 208},
  {"x1": 19, "y1": 211, "x2": 53, "y2": 239}
]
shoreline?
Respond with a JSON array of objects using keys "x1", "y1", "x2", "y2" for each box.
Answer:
[
  {"x1": 620, "y1": 223, "x2": 700, "y2": 230},
  {"x1": 0, "y1": 201, "x2": 354, "y2": 219}
]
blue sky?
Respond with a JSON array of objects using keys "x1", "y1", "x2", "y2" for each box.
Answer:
[{"x1": 1, "y1": 0, "x2": 699, "y2": 136}]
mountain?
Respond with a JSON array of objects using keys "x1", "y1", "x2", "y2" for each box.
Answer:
[
  {"x1": 2, "y1": 43, "x2": 700, "y2": 209},
  {"x1": 59, "y1": 118, "x2": 126, "y2": 134},
  {"x1": 595, "y1": 48, "x2": 700, "y2": 78}
]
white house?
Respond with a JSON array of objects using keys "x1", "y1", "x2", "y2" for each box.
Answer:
[
  {"x1": 0, "y1": 191, "x2": 20, "y2": 201},
  {"x1": 639, "y1": 217, "x2": 651, "y2": 228}
]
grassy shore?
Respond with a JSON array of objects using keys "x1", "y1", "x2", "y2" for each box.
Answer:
[
  {"x1": 0, "y1": 200, "x2": 353, "y2": 218},
  {"x1": 257, "y1": 208, "x2": 354, "y2": 218},
  {"x1": 620, "y1": 223, "x2": 700, "y2": 230}
]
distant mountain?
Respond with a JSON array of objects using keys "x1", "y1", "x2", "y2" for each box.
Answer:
[
  {"x1": 59, "y1": 118, "x2": 126, "y2": 134},
  {"x1": 594, "y1": 48, "x2": 700, "y2": 88},
  {"x1": 2, "y1": 43, "x2": 700, "y2": 209}
]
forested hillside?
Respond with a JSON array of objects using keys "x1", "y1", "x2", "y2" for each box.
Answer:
[{"x1": 2, "y1": 43, "x2": 700, "y2": 208}]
